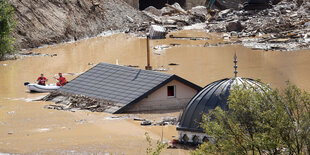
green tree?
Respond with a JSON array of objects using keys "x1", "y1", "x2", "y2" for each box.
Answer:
[
  {"x1": 192, "y1": 81, "x2": 310, "y2": 155},
  {"x1": 145, "y1": 132, "x2": 168, "y2": 155},
  {"x1": 0, "y1": 0, "x2": 16, "y2": 60}
]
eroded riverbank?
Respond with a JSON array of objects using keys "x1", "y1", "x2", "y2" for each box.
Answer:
[{"x1": 1, "y1": 30, "x2": 310, "y2": 154}]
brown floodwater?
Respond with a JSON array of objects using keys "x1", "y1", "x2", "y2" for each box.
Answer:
[{"x1": 0, "y1": 30, "x2": 310, "y2": 154}]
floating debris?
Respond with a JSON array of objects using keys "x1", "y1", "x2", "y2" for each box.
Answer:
[
  {"x1": 168, "y1": 63, "x2": 179, "y2": 66},
  {"x1": 133, "y1": 118, "x2": 146, "y2": 121},
  {"x1": 155, "y1": 117, "x2": 178, "y2": 126},
  {"x1": 126, "y1": 65, "x2": 139, "y2": 68},
  {"x1": 141, "y1": 120, "x2": 152, "y2": 126},
  {"x1": 104, "y1": 116, "x2": 128, "y2": 120},
  {"x1": 36, "y1": 128, "x2": 51, "y2": 133},
  {"x1": 169, "y1": 35, "x2": 209, "y2": 40},
  {"x1": 7, "y1": 111, "x2": 15, "y2": 115},
  {"x1": 170, "y1": 43, "x2": 181, "y2": 46},
  {"x1": 153, "y1": 45, "x2": 171, "y2": 55},
  {"x1": 153, "y1": 67, "x2": 169, "y2": 71}
]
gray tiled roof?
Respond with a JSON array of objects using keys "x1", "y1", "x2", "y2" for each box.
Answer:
[{"x1": 59, "y1": 62, "x2": 201, "y2": 113}]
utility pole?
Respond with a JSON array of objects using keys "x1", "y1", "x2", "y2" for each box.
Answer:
[{"x1": 145, "y1": 35, "x2": 152, "y2": 70}]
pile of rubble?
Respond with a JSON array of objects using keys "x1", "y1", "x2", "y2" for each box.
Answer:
[
  {"x1": 142, "y1": 3, "x2": 208, "y2": 29},
  {"x1": 207, "y1": 1, "x2": 310, "y2": 51},
  {"x1": 43, "y1": 91, "x2": 121, "y2": 113},
  {"x1": 142, "y1": 1, "x2": 309, "y2": 51}
]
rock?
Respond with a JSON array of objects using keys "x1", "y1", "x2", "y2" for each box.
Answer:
[
  {"x1": 144, "y1": 6, "x2": 162, "y2": 16},
  {"x1": 226, "y1": 20, "x2": 244, "y2": 32},
  {"x1": 218, "y1": 9, "x2": 232, "y2": 18},
  {"x1": 304, "y1": 22, "x2": 310, "y2": 27},
  {"x1": 190, "y1": 6, "x2": 207, "y2": 17},
  {"x1": 223, "y1": 33, "x2": 231, "y2": 40},
  {"x1": 126, "y1": 15, "x2": 134, "y2": 23},
  {"x1": 161, "y1": 3, "x2": 185, "y2": 16},
  {"x1": 161, "y1": 6, "x2": 176, "y2": 15}
]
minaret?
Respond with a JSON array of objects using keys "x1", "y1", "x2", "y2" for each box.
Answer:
[{"x1": 234, "y1": 53, "x2": 238, "y2": 78}]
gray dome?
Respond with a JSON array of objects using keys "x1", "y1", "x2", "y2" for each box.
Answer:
[{"x1": 177, "y1": 77, "x2": 263, "y2": 133}]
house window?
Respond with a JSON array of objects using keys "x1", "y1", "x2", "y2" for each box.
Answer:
[{"x1": 167, "y1": 86, "x2": 175, "y2": 97}]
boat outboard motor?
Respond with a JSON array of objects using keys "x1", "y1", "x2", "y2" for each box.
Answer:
[
  {"x1": 243, "y1": 0, "x2": 272, "y2": 10},
  {"x1": 24, "y1": 82, "x2": 30, "y2": 86}
]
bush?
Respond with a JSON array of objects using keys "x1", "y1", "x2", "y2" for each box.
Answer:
[
  {"x1": 145, "y1": 132, "x2": 168, "y2": 155},
  {"x1": 193, "y1": 81, "x2": 310, "y2": 155},
  {"x1": 0, "y1": 0, "x2": 16, "y2": 60}
]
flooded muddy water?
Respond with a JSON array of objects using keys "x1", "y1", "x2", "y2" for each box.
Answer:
[{"x1": 0, "y1": 30, "x2": 310, "y2": 154}]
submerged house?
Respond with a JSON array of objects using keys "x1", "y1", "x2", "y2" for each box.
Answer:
[{"x1": 56, "y1": 62, "x2": 202, "y2": 114}]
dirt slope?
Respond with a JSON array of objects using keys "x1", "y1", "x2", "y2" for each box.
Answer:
[{"x1": 10, "y1": 0, "x2": 149, "y2": 49}]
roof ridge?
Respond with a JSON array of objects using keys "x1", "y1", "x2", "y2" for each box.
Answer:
[{"x1": 99, "y1": 62, "x2": 173, "y2": 76}]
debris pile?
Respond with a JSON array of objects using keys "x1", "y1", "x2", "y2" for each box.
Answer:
[
  {"x1": 142, "y1": 3, "x2": 207, "y2": 29},
  {"x1": 140, "y1": 1, "x2": 309, "y2": 51},
  {"x1": 207, "y1": 1, "x2": 310, "y2": 51},
  {"x1": 43, "y1": 91, "x2": 120, "y2": 113}
]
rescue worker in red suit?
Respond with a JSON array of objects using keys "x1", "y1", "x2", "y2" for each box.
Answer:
[
  {"x1": 37, "y1": 73, "x2": 48, "y2": 86},
  {"x1": 57, "y1": 73, "x2": 67, "y2": 86}
]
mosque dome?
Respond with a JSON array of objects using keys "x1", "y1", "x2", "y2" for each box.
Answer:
[
  {"x1": 176, "y1": 54, "x2": 265, "y2": 144},
  {"x1": 177, "y1": 77, "x2": 263, "y2": 133}
]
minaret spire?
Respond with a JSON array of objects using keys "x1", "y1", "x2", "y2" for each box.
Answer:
[{"x1": 234, "y1": 53, "x2": 238, "y2": 78}]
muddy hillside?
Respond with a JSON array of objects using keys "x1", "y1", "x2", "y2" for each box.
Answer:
[
  {"x1": 10, "y1": 0, "x2": 310, "y2": 51},
  {"x1": 10, "y1": 0, "x2": 149, "y2": 49}
]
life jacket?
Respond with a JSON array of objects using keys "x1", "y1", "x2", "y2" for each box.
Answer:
[
  {"x1": 37, "y1": 77, "x2": 46, "y2": 85},
  {"x1": 57, "y1": 76, "x2": 67, "y2": 86}
]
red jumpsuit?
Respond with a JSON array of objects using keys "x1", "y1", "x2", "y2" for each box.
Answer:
[
  {"x1": 57, "y1": 76, "x2": 67, "y2": 86},
  {"x1": 37, "y1": 77, "x2": 47, "y2": 85}
]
